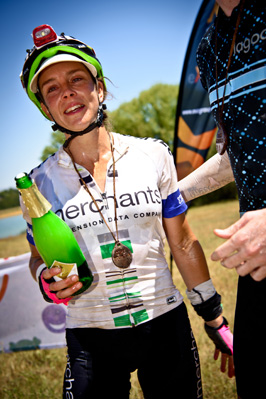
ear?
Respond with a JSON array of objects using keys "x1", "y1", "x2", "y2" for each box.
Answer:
[
  {"x1": 97, "y1": 80, "x2": 104, "y2": 103},
  {"x1": 40, "y1": 102, "x2": 53, "y2": 121}
]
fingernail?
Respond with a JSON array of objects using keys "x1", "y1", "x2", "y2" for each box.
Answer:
[{"x1": 73, "y1": 282, "x2": 82, "y2": 291}]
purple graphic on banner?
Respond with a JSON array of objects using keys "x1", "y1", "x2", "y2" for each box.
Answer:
[{"x1": 42, "y1": 305, "x2": 66, "y2": 333}]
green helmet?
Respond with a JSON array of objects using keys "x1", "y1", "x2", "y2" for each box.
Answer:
[{"x1": 20, "y1": 24, "x2": 105, "y2": 119}]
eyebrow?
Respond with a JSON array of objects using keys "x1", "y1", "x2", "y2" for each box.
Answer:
[{"x1": 39, "y1": 68, "x2": 87, "y2": 91}]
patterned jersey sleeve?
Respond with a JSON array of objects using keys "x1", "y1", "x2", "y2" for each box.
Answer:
[
  {"x1": 196, "y1": 24, "x2": 215, "y2": 93},
  {"x1": 156, "y1": 140, "x2": 187, "y2": 218}
]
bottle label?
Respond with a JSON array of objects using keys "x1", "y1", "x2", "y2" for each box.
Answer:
[{"x1": 51, "y1": 260, "x2": 78, "y2": 281}]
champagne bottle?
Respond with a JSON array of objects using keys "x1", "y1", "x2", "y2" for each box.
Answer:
[{"x1": 15, "y1": 172, "x2": 93, "y2": 295}]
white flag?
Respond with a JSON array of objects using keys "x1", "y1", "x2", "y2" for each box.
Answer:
[{"x1": 0, "y1": 253, "x2": 66, "y2": 352}]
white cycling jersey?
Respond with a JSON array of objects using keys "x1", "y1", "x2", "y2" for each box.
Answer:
[{"x1": 21, "y1": 133, "x2": 187, "y2": 329}]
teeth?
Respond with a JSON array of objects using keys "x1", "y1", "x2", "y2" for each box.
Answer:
[{"x1": 65, "y1": 105, "x2": 82, "y2": 114}]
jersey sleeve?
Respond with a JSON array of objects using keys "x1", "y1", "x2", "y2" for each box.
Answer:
[
  {"x1": 156, "y1": 141, "x2": 187, "y2": 218},
  {"x1": 196, "y1": 24, "x2": 216, "y2": 93}
]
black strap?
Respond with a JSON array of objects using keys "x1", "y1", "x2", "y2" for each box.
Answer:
[
  {"x1": 192, "y1": 291, "x2": 222, "y2": 322},
  {"x1": 50, "y1": 103, "x2": 106, "y2": 148}
]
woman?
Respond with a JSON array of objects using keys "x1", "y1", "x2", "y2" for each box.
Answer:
[{"x1": 20, "y1": 24, "x2": 234, "y2": 398}]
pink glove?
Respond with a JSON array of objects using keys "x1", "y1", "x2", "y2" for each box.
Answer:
[
  {"x1": 204, "y1": 317, "x2": 233, "y2": 355},
  {"x1": 38, "y1": 267, "x2": 70, "y2": 306}
]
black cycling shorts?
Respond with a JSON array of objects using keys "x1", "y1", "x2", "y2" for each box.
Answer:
[
  {"x1": 234, "y1": 275, "x2": 266, "y2": 399},
  {"x1": 63, "y1": 303, "x2": 203, "y2": 399}
]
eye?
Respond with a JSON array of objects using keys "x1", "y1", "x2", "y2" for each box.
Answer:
[
  {"x1": 43, "y1": 84, "x2": 58, "y2": 95},
  {"x1": 47, "y1": 85, "x2": 57, "y2": 93},
  {"x1": 72, "y1": 76, "x2": 83, "y2": 83}
]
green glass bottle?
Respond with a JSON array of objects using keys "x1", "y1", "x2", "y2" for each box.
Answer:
[{"x1": 15, "y1": 172, "x2": 93, "y2": 295}]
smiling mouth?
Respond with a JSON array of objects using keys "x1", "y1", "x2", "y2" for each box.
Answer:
[{"x1": 65, "y1": 104, "x2": 84, "y2": 114}]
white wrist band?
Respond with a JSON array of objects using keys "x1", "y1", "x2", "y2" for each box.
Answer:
[
  {"x1": 36, "y1": 263, "x2": 46, "y2": 281},
  {"x1": 186, "y1": 279, "x2": 216, "y2": 305}
]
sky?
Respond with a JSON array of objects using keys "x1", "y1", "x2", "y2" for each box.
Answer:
[{"x1": 0, "y1": 0, "x2": 203, "y2": 191}]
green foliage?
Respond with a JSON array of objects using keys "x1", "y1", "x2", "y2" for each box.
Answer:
[
  {"x1": 0, "y1": 189, "x2": 19, "y2": 210},
  {"x1": 109, "y1": 83, "x2": 178, "y2": 150},
  {"x1": 41, "y1": 131, "x2": 65, "y2": 161}
]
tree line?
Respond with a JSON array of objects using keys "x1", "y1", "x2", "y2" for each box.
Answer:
[
  {"x1": 0, "y1": 189, "x2": 20, "y2": 210},
  {"x1": 1, "y1": 83, "x2": 237, "y2": 210}
]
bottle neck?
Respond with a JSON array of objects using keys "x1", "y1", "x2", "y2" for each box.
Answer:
[{"x1": 19, "y1": 182, "x2": 52, "y2": 218}]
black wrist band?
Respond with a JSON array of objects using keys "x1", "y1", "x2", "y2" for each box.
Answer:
[
  {"x1": 192, "y1": 292, "x2": 222, "y2": 322},
  {"x1": 204, "y1": 316, "x2": 228, "y2": 331}
]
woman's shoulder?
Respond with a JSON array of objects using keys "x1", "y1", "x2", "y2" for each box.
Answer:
[
  {"x1": 28, "y1": 148, "x2": 62, "y2": 185},
  {"x1": 113, "y1": 132, "x2": 172, "y2": 158}
]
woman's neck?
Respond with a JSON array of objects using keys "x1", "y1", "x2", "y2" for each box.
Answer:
[
  {"x1": 65, "y1": 126, "x2": 113, "y2": 192},
  {"x1": 65, "y1": 126, "x2": 111, "y2": 165}
]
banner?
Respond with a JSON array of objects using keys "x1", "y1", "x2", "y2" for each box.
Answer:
[
  {"x1": 174, "y1": 0, "x2": 218, "y2": 180},
  {"x1": 0, "y1": 253, "x2": 66, "y2": 353}
]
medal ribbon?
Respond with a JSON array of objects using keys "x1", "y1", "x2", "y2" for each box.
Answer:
[{"x1": 67, "y1": 132, "x2": 132, "y2": 269}]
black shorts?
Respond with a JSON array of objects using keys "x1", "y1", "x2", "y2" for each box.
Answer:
[
  {"x1": 63, "y1": 302, "x2": 203, "y2": 399},
  {"x1": 234, "y1": 275, "x2": 266, "y2": 399}
]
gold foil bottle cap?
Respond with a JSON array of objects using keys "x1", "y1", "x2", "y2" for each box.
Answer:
[{"x1": 19, "y1": 182, "x2": 52, "y2": 218}]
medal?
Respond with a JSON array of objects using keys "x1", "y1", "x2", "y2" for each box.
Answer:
[
  {"x1": 216, "y1": 124, "x2": 228, "y2": 155},
  {"x1": 112, "y1": 241, "x2": 132, "y2": 269}
]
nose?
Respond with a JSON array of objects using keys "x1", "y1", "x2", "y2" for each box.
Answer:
[{"x1": 62, "y1": 83, "x2": 76, "y2": 99}]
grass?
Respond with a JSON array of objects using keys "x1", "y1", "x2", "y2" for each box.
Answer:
[
  {"x1": 0, "y1": 233, "x2": 29, "y2": 258},
  {"x1": 0, "y1": 200, "x2": 239, "y2": 398}
]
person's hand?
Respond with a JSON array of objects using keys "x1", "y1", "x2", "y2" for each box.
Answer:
[
  {"x1": 211, "y1": 209, "x2": 266, "y2": 281},
  {"x1": 39, "y1": 266, "x2": 82, "y2": 304},
  {"x1": 205, "y1": 317, "x2": 235, "y2": 378},
  {"x1": 213, "y1": 347, "x2": 235, "y2": 378}
]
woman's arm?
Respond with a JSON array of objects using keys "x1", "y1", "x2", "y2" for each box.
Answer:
[
  {"x1": 163, "y1": 212, "x2": 224, "y2": 330},
  {"x1": 29, "y1": 243, "x2": 45, "y2": 281},
  {"x1": 163, "y1": 213, "x2": 211, "y2": 291},
  {"x1": 178, "y1": 151, "x2": 234, "y2": 203},
  {"x1": 163, "y1": 213, "x2": 234, "y2": 377}
]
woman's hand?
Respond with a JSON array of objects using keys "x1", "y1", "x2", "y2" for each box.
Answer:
[
  {"x1": 205, "y1": 316, "x2": 235, "y2": 378},
  {"x1": 42, "y1": 266, "x2": 83, "y2": 299},
  {"x1": 29, "y1": 243, "x2": 82, "y2": 304}
]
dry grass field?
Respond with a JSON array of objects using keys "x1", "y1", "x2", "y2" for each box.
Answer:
[{"x1": 0, "y1": 200, "x2": 239, "y2": 398}]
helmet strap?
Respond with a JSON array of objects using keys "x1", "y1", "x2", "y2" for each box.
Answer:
[{"x1": 50, "y1": 103, "x2": 106, "y2": 148}]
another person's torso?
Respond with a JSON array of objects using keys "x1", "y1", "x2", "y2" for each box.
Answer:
[{"x1": 197, "y1": 0, "x2": 266, "y2": 212}]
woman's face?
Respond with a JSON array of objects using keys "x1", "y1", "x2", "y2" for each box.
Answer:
[{"x1": 39, "y1": 61, "x2": 103, "y2": 132}]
